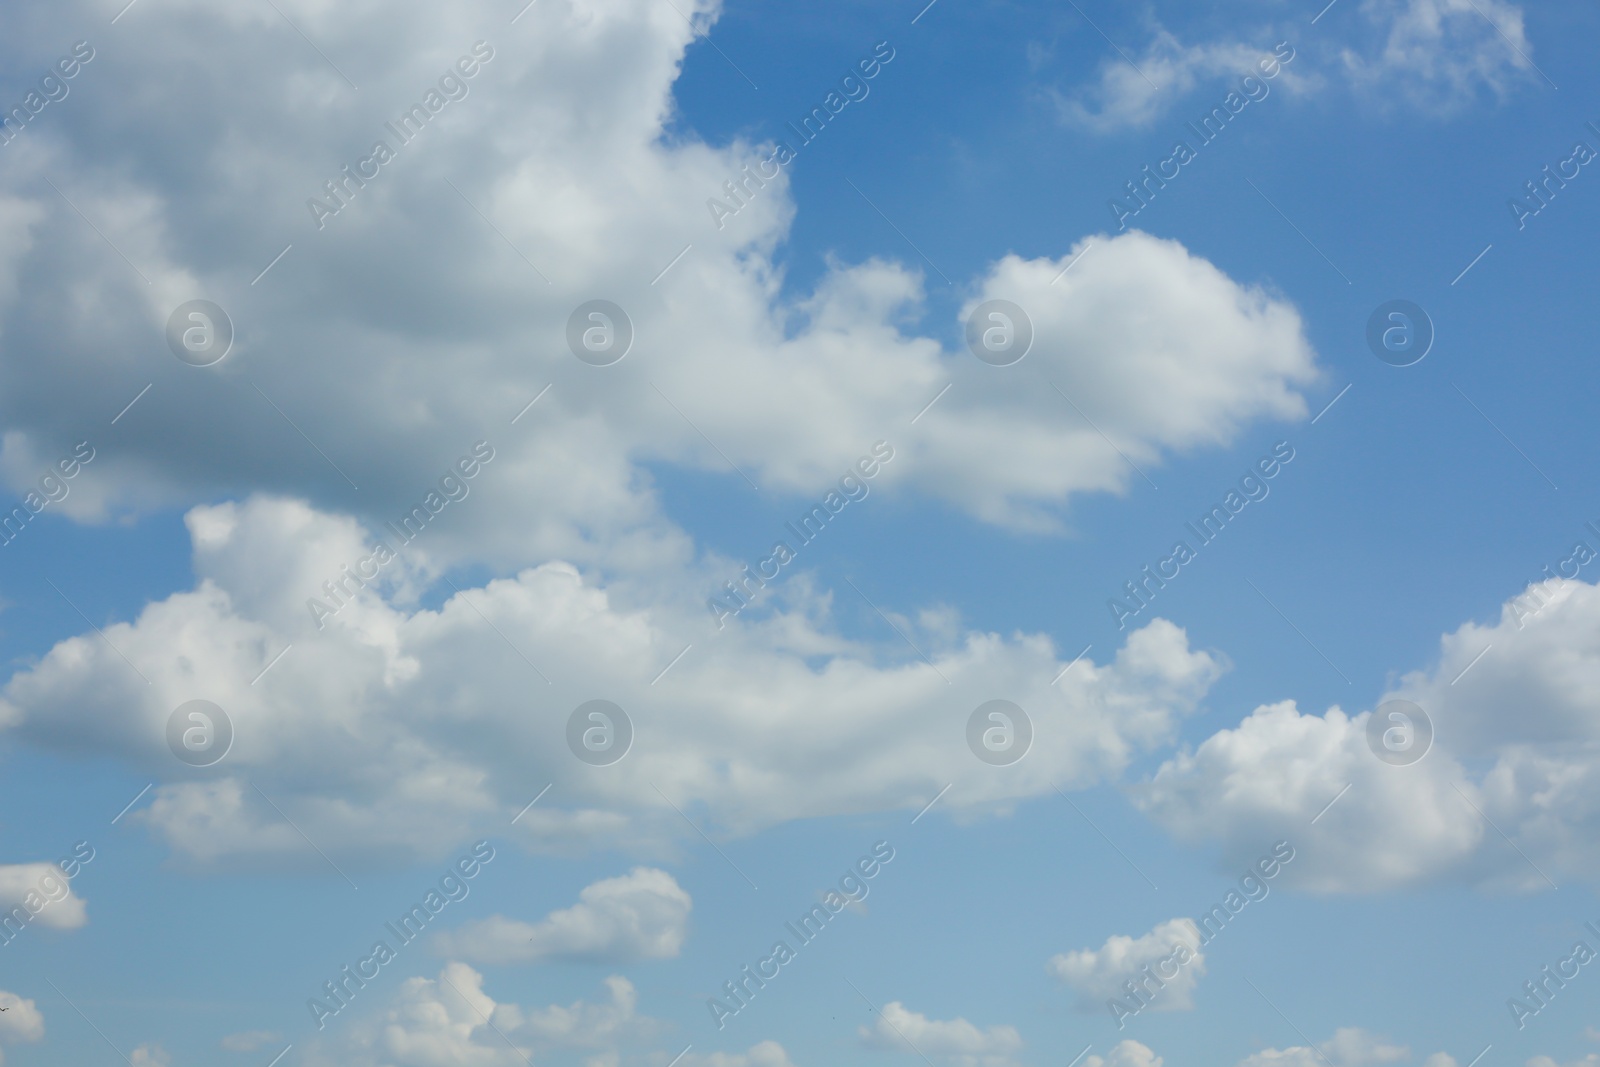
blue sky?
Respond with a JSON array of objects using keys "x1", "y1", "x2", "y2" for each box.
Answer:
[{"x1": 2, "y1": 1, "x2": 1600, "y2": 1066}]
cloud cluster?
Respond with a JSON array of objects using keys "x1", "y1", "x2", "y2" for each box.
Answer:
[
  {"x1": 301, "y1": 960, "x2": 796, "y2": 1067},
  {"x1": 1135, "y1": 576, "x2": 1600, "y2": 891},
  {"x1": 300, "y1": 962, "x2": 654, "y2": 1067},
  {"x1": 1, "y1": 494, "x2": 1226, "y2": 865},
  {"x1": 0, "y1": 0, "x2": 1320, "y2": 563},
  {"x1": 0, "y1": 0, "x2": 1579, "y2": 1063},
  {"x1": 0, "y1": 0, "x2": 1324, "y2": 873}
]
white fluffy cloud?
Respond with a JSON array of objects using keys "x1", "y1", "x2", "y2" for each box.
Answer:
[
  {"x1": 1087, "y1": 1042, "x2": 1163, "y2": 1067},
  {"x1": 129, "y1": 1046, "x2": 172, "y2": 1067},
  {"x1": 1048, "y1": 918, "x2": 1205, "y2": 1011},
  {"x1": 0, "y1": 990, "x2": 44, "y2": 1066},
  {"x1": 433, "y1": 867, "x2": 690, "y2": 964},
  {"x1": 1528, "y1": 1057, "x2": 1600, "y2": 1067},
  {"x1": 1385, "y1": 577, "x2": 1600, "y2": 754},
  {"x1": 302, "y1": 963, "x2": 652, "y2": 1067},
  {"x1": 1136, "y1": 576, "x2": 1600, "y2": 891},
  {"x1": 1236, "y1": 1028, "x2": 1409, "y2": 1067},
  {"x1": 0, "y1": 0, "x2": 1318, "y2": 562},
  {"x1": 0, "y1": 862, "x2": 88, "y2": 930},
  {"x1": 0, "y1": 495, "x2": 1225, "y2": 865},
  {"x1": 0, "y1": 0, "x2": 1328, "y2": 870},
  {"x1": 859, "y1": 1001, "x2": 1023, "y2": 1067},
  {"x1": 946, "y1": 236, "x2": 1315, "y2": 529},
  {"x1": 1134, "y1": 700, "x2": 1483, "y2": 891},
  {"x1": 493, "y1": 974, "x2": 644, "y2": 1049}
]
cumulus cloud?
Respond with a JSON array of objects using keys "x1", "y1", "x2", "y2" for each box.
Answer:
[
  {"x1": 494, "y1": 973, "x2": 645, "y2": 1048},
  {"x1": 129, "y1": 1046, "x2": 172, "y2": 1067},
  {"x1": 1134, "y1": 701, "x2": 1482, "y2": 891},
  {"x1": 0, "y1": 495, "x2": 1225, "y2": 866},
  {"x1": 0, "y1": 862, "x2": 88, "y2": 930},
  {"x1": 0, "y1": 0, "x2": 1318, "y2": 562},
  {"x1": 1137, "y1": 576, "x2": 1600, "y2": 891},
  {"x1": 433, "y1": 867, "x2": 690, "y2": 964},
  {"x1": 1528, "y1": 1057, "x2": 1600, "y2": 1067},
  {"x1": 1385, "y1": 577, "x2": 1600, "y2": 754},
  {"x1": 0, "y1": 0, "x2": 1330, "y2": 873},
  {"x1": 944, "y1": 235, "x2": 1316, "y2": 530},
  {"x1": 301, "y1": 963, "x2": 653, "y2": 1067},
  {"x1": 859, "y1": 1001, "x2": 1023, "y2": 1067},
  {"x1": 0, "y1": 990, "x2": 45, "y2": 1052},
  {"x1": 1048, "y1": 918, "x2": 1205, "y2": 1011},
  {"x1": 1087, "y1": 1042, "x2": 1163, "y2": 1067}
]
